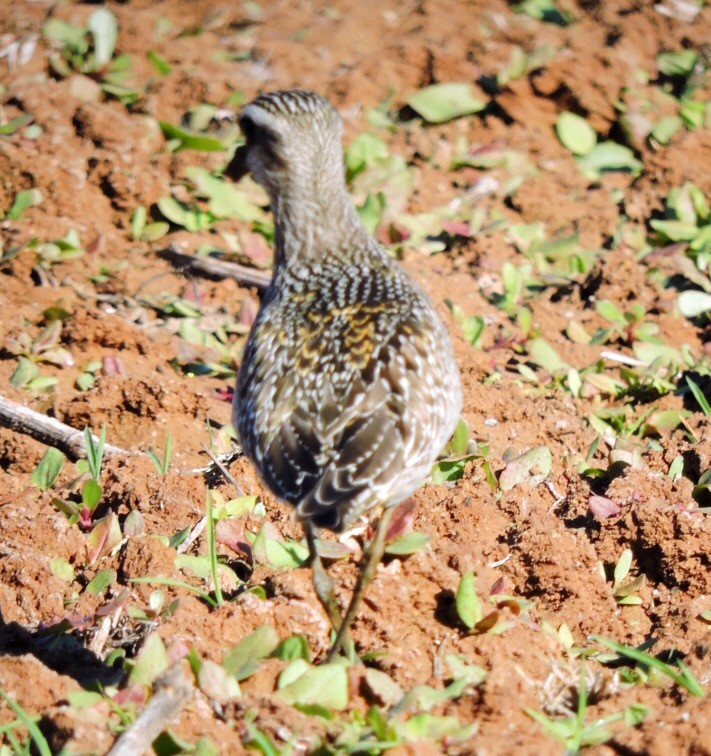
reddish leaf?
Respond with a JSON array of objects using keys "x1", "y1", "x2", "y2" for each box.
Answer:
[
  {"x1": 490, "y1": 576, "x2": 507, "y2": 595},
  {"x1": 96, "y1": 589, "x2": 130, "y2": 617},
  {"x1": 182, "y1": 280, "x2": 206, "y2": 305},
  {"x1": 216, "y1": 517, "x2": 252, "y2": 560},
  {"x1": 588, "y1": 495, "x2": 620, "y2": 519},
  {"x1": 113, "y1": 685, "x2": 147, "y2": 706},
  {"x1": 385, "y1": 499, "x2": 417, "y2": 542},
  {"x1": 102, "y1": 355, "x2": 125, "y2": 376},
  {"x1": 86, "y1": 513, "x2": 122, "y2": 564},
  {"x1": 442, "y1": 220, "x2": 473, "y2": 237}
]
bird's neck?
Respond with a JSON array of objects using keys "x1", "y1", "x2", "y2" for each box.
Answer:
[{"x1": 271, "y1": 181, "x2": 366, "y2": 267}]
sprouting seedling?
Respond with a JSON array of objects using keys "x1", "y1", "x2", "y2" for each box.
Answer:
[
  {"x1": 686, "y1": 376, "x2": 711, "y2": 417},
  {"x1": 206, "y1": 488, "x2": 224, "y2": 606},
  {"x1": 8, "y1": 318, "x2": 74, "y2": 392},
  {"x1": 42, "y1": 9, "x2": 140, "y2": 105},
  {"x1": 525, "y1": 655, "x2": 648, "y2": 752},
  {"x1": 455, "y1": 571, "x2": 506, "y2": 635},
  {"x1": 83, "y1": 425, "x2": 107, "y2": 482},
  {"x1": 31, "y1": 447, "x2": 66, "y2": 491},
  {"x1": 604, "y1": 548, "x2": 645, "y2": 606},
  {"x1": 592, "y1": 636, "x2": 704, "y2": 697},
  {"x1": 147, "y1": 433, "x2": 173, "y2": 475}
]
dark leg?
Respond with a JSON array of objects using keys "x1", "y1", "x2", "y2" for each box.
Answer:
[
  {"x1": 326, "y1": 506, "x2": 394, "y2": 663},
  {"x1": 304, "y1": 521, "x2": 343, "y2": 633}
]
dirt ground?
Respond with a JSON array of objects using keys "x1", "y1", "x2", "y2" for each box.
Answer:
[{"x1": 1, "y1": 0, "x2": 711, "y2": 753}]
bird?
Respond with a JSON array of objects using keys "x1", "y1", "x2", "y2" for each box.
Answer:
[{"x1": 228, "y1": 89, "x2": 462, "y2": 660}]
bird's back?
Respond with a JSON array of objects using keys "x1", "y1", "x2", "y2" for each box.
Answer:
[{"x1": 234, "y1": 243, "x2": 462, "y2": 531}]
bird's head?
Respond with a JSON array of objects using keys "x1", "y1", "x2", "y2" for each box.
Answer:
[{"x1": 226, "y1": 89, "x2": 345, "y2": 201}]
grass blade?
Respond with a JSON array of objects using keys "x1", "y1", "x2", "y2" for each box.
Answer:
[
  {"x1": 0, "y1": 688, "x2": 52, "y2": 756},
  {"x1": 592, "y1": 636, "x2": 704, "y2": 697}
]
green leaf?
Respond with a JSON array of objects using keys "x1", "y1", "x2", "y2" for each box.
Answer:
[
  {"x1": 686, "y1": 376, "x2": 711, "y2": 417},
  {"x1": 356, "y1": 191, "x2": 385, "y2": 234},
  {"x1": 0, "y1": 689, "x2": 52, "y2": 756},
  {"x1": 515, "y1": 0, "x2": 571, "y2": 24},
  {"x1": 82, "y1": 479, "x2": 102, "y2": 511},
  {"x1": 499, "y1": 446, "x2": 553, "y2": 491},
  {"x1": 596, "y1": 300, "x2": 626, "y2": 324},
  {"x1": 272, "y1": 635, "x2": 311, "y2": 662},
  {"x1": 31, "y1": 447, "x2": 65, "y2": 491},
  {"x1": 575, "y1": 141, "x2": 643, "y2": 179},
  {"x1": 344, "y1": 133, "x2": 389, "y2": 181},
  {"x1": 84, "y1": 425, "x2": 106, "y2": 481},
  {"x1": 592, "y1": 635, "x2": 704, "y2": 697},
  {"x1": 50, "y1": 557, "x2": 75, "y2": 581},
  {"x1": 86, "y1": 568, "x2": 115, "y2": 595},
  {"x1": 462, "y1": 315, "x2": 485, "y2": 347},
  {"x1": 147, "y1": 50, "x2": 171, "y2": 76},
  {"x1": 613, "y1": 548, "x2": 633, "y2": 586},
  {"x1": 385, "y1": 532, "x2": 430, "y2": 555},
  {"x1": 130, "y1": 206, "x2": 146, "y2": 240},
  {"x1": 87, "y1": 8, "x2": 118, "y2": 68},
  {"x1": 8, "y1": 189, "x2": 43, "y2": 220},
  {"x1": 140, "y1": 222, "x2": 170, "y2": 242},
  {"x1": 527, "y1": 338, "x2": 570, "y2": 373},
  {"x1": 455, "y1": 571, "x2": 482, "y2": 630},
  {"x1": 0, "y1": 114, "x2": 33, "y2": 136},
  {"x1": 657, "y1": 50, "x2": 698, "y2": 77},
  {"x1": 445, "y1": 654, "x2": 487, "y2": 686},
  {"x1": 650, "y1": 115, "x2": 682, "y2": 145},
  {"x1": 407, "y1": 83, "x2": 486, "y2": 124},
  {"x1": 159, "y1": 121, "x2": 225, "y2": 151},
  {"x1": 277, "y1": 662, "x2": 349, "y2": 710},
  {"x1": 223, "y1": 625, "x2": 279, "y2": 681},
  {"x1": 555, "y1": 112, "x2": 597, "y2": 156},
  {"x1": 650, "y1": 219, "x2": 700, "y2": 242},
  {"x1": 127, "y1": 632, "x2": 169, "y2": 687},
  {"x1": 10, "y1": 356, "x2": 39, "y2": 388}
]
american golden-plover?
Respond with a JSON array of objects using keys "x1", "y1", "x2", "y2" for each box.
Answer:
[{"x1": 229, "y1": 90, "x2": 462, "y2": 659}]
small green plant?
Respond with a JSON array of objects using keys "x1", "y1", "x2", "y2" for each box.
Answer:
[
  {"x1": 31, "y1": 447, "x2": 66, "y2": 491},
  {"x1": 147, "y1": 433, "x2": 173, "y2": 475},
  {"x1": 83, "y1": 425, "x2": 106, "y2": 482},
  {"x1": 7, "y1": 319, "x2": 73, "y2": 392},
  {"x1": 526, "y1": 657, "x2": 647, "y2": 752},
  {"x1": 605, "y1": 548, "x2": 645, "y2": 606},
  {"x1": 206, "y1": 489, "x2": 224, "y2": 605},
  {"x1": 42, "y1": 9, "x2": 140, "y2": 104},
  {"x1": 592, "y1": 636, "x2": 704, "y2": 696}
]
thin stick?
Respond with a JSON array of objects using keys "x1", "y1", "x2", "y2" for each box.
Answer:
[
  {"x1": 326, "y1": 506, "x2": 394, "y2": 662},
  {"x1": 160, "y1": 244, "x2": 271, "y2": 291},
  {"x1": 0, "y1": 395, "x2": 128, "y2": 460},
  {"x1": 106, "y1": 663, "x2": 194, "y2": 756},
  {"x1": 201, "y1": 444, "x2": 245, "y2": 497}
]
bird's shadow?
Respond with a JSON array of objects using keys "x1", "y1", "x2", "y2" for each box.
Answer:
[{"x1": 0, "y1": 608, "x2": 122, "y2": 689}]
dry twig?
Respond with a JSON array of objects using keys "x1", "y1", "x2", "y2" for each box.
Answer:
[
  {"x1": 160, "y1": 244, "x2": 271, "y2": 290},
  {"x1": 107, "y1": 662, "x2": 194, "y2": 756},
  {"x1": 0, "y1": 395, "x2": 129, "y2": 459}
]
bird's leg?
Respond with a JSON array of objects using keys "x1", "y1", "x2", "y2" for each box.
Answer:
[
  {"x1": 304, "y1": 521, "x2": 345, "y2": 633},
  {"x1": 326, "y1": 506, "x2": 394, "y2": 663}
]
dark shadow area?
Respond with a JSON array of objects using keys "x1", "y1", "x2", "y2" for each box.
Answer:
[
  {"x1": 0, "y1": 609, "x2": 122, "y2": 689},
  {"x1": 433, "y1": 588, "x2": 459, "y2": 629}
]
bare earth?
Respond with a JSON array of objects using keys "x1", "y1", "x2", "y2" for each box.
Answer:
[{"x1": 1, "y1": 0, "x2": 711, "y2": 753}]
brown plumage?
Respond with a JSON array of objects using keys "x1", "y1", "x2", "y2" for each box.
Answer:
[{"x1": 229, "y1": 90, "x2": 462, "y2": 657}]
